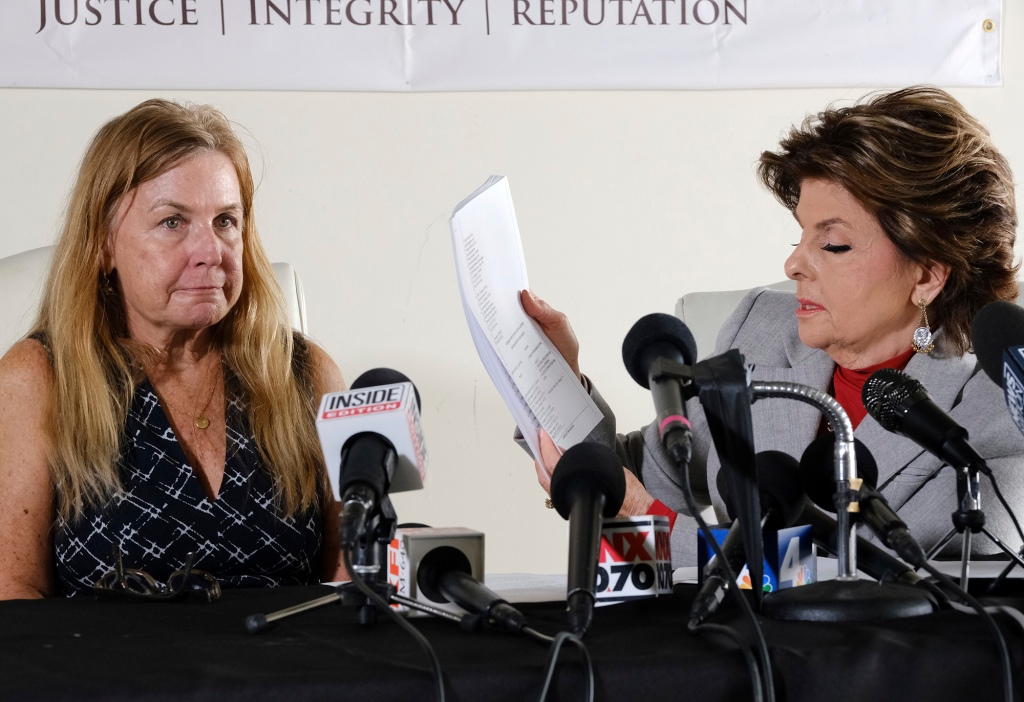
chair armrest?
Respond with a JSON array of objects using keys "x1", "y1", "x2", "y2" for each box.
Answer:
[
  {"x1": 271, "y1": 262, "x2": 308, "y2": 334},
  {"x1": 0, "y1": 246, "x2": 53, "y2": 355}
]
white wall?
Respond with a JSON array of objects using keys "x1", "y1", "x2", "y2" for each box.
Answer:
[{"x1": 2, "y1": 4, "x2": 1022, "y2": 575}]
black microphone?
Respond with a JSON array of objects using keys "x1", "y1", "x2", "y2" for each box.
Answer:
[
  {"x1": 972, "y1": 300, "x2": 1024, "y2": 437},
  {"x1": 798, "y1": 436, "x2": 928, "y2": 569},
  {"x1": 862, "y1": 368, "x2": 986, "y2": 473},
  {"x1": 744, "y1": 445, "x2": 939, "y2": 621},
  {"x1": 691, "y1": 451, "x2": 808, "y2": 624},
  {"x1": 621, "y1": 313, "x2": 698, "y2": 464},
  {"x1": 801, "y1": 501, "x2": 924, "y2": 585},
  {"x1": 798, "y1": 434, "x2": 879, "y2": 514},
  {"x1": 416, "y1": 545, "x2": 526, "y2": 633},
  {"x1": 752, "y1": 447, "x2": 925, "y2": 586},
  {"x1": 719, "y1": 451, "x2": 805, "y2": 530},
  {"x1": 338, "y1": 369, "x2": 421, "y2": 549},
  {"x1": 549, "y1": 442, "x2": 627, "y2": 636}
]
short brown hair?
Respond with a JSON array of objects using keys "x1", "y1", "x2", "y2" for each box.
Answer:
[{"x1": 758, "y1": 86, "x2": 1018, "y2": 355}]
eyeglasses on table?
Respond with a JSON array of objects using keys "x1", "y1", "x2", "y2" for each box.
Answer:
[{"x1": 92, "y1": 543, "x2": 221, "y2": 603}]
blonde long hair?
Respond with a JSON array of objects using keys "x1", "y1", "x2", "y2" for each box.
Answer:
[{"x1": 35, "y1": 99, "x2": 324, "y2": 521}]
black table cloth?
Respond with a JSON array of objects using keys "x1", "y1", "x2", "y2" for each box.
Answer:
[{"x1": 1, "y1": 583, "x2": 1021, "y2": 701}]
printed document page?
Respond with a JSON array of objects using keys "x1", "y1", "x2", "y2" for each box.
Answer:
[{"x1": 450, "y1": 175, "x2": 603, "y2": 459}]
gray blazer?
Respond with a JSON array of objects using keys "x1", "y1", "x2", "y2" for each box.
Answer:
[{"x1": 587, "y1": 287, "x2": 1024, "y2": 567}]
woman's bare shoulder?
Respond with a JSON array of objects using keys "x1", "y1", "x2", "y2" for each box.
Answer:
[
  {"x1": 0, "y1": 338, "x2": 56, "y2": 600},
  {"x1": 0, "y1": 338, "x2": 53, "y2": 397},
  {"x1": 304, "y1": 339, "x2": 346, "y2": 396}
]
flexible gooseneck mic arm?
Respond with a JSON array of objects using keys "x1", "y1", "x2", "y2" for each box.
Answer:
[{"x1": 750, "y1": 380, "x2": 859, "y2": 580}]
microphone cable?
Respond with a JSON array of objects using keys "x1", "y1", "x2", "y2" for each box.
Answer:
[
  {"x1": 385, "y1": 533, "x2": 595, "y2": 702},
  {"x1": 916, "y1": 559, "x2": 1014, "y2": 702},
  {"x1": 510, "y1": 586, "x2": 595, "y2": 701},
  {"x1": 394, "y1": 536, "x2": 596, "y2": 702},
  {"x1": 676, "y1": 452, "x2": 775, "y2": 702},
  {"x1": 977, "y1": 467, "x2": 1024, "y2": 595},
  {"x1": 945, "y1": 455, "x2": 1024, "y2": 557},
  {"x1": 534, "y1": 630, "x2": 595, "y2": 702},
  {"x1": 688, "y1": 621, "x2": 764, "y2": 702},
  {"x1": 986, "y1": 552, "x2": 1024, "y2": 597},
  {"x1": 983, "y1": 467, "x2": 1024, "y2": 546},
  {"x1": 342, "y1": 547, "x2": 447, "y2": 702}
]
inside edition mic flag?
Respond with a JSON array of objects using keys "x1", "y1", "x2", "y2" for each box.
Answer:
[
  {"x1": 691, "y1": 349, "x2": 763, "y2": 610},
  {"x1": 317, "y1": 368, "x2": 428, "y2": 502},
  {"x1": 317, "y1": 368, "x2": 428, "y2": 550}
]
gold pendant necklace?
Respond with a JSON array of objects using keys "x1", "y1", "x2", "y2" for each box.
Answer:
[{"x1": 159, "y1": 357, "x2": 221, "y2": 430}]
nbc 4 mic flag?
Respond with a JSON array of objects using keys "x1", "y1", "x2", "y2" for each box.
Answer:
[{"x1": 697, "y1": 525, "x2": 816, "y2": 593}]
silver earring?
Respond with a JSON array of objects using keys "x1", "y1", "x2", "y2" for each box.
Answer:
[{"x1": 911, "y1": 298, "x2": 934, "y2": 354}]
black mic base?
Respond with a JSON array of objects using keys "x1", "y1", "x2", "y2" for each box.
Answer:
[{"x1": 761, "y1": 580, "x2": 937, "y2": 622}]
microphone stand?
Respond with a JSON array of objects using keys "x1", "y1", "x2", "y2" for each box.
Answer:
[
  {"x1": 338, "y1": 495, "x2": 399, "y2": 626},
  {"x1": 750, "y1": 381, "x2": 858, "y2": 579},
  {"x1": 748, "y1": 381, "x2": 936, "y2": 622},
  {"x1": 653, "y1": 358, "x2": 931, "y2": 619},
  {"x1": 925, "y1": 462, "x2": 1024, "y2": 591},
  {"x1": 246, "y1": 586, "x2": 471, "y2": 633},
  {"x1": 247, "y1": 495, "x2": 459, "y2": 633}
]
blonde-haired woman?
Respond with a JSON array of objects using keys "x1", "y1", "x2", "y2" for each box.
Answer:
[{"x1": 0, "y1": 99, "x2": 346, "y2": 599}]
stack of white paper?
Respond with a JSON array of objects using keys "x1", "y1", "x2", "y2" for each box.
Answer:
[{"x1": 449, "y1": 175, "x2": 603, "y2": 459}]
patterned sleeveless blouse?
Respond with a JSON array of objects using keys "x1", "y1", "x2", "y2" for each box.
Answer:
[{"x1": 53, "y1": 366, "x2": 324, "y2": 597}]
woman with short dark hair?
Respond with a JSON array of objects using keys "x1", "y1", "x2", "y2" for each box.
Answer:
[
  {"x1": 520, "y1": 86, "x2": 1024, "y2": 566},
  {"x1": 759, "y1": 85, "x2": 1018, "y2": 355}
]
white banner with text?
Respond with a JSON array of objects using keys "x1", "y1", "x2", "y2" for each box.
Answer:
[{"x1": 0, "y1": 0, "x2": 1003, "y2": 90}]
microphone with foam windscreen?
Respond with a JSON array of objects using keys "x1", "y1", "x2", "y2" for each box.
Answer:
[
  {"x1": 799, "y1": 435, "x2": 928, "y2": 569},
  {"x1": 798, "y1": 434, "x2": 878, "y2": 515},
  {"x1": 862, "y1": 368, "x2": 986, "y2": 473},
  {"x1": 750, "y1": 449, "x2": 936, "y2": 622},
  {"x1": 717, "y1": 451, "x2": 805, "y2": 530},
  {"x1": 621, "y1": 313, "x2": 698, "y2": 465},
  {"x1": 802, "y1": 504, "x2": 925, "y2": 586},
  {"x1": 972, "y1": 300, "x2": 1024, "y2": 437},
  {"x1": 742, "y1": 447, "x2": 923, "y2": 586},
  {"x1": 549, "y1": 442, "x2": 627, "y2": 636},
  {"x1": 623, "y1": 315, "x2": 771, "y2": 605},
  {"x1": 691, "y1": 452, "x2": 807, "y2": 624}
]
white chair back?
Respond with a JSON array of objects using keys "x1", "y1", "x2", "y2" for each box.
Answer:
[
  {"x1": 675, "y1": 280, "x2": 796, "y2": 360},
  {"x1": 0, "y1": 245, "x2": 307, "y2": 355}
]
